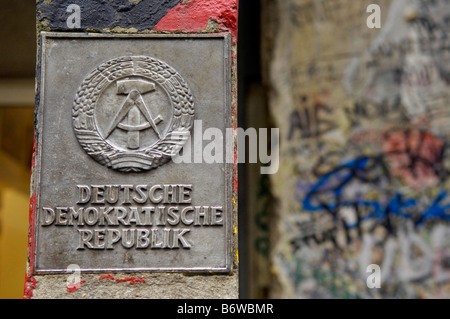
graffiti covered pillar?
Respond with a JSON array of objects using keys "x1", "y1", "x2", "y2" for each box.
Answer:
[
  {"x1": 25, "y1": 0, "x2": 238, "y2": 299},
  {"x1": 264, "y1": 0, "x2": 450, "y2": 298}
]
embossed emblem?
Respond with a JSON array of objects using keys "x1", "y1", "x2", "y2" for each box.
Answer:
[{"x1": 72, "y1": 56, "x2": 194, "y2": 172}]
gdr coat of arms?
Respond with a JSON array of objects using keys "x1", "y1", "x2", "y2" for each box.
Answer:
[{"x1": 72, "y1": 56, "x2": 194, "y2": 172}]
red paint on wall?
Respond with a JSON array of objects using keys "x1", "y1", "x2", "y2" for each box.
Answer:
[
  {"x1": 99, "y1": 274, "x2": 115, "y2": 280},
  {"x1": 231, "y1": 86, "x2": 238, "y2": 194},
  {"x1": 23, "y1": 135, "x2": 37, "y2": 299},
  {"x1": 67, "y1": 280, "x2": 86, "y2": 293},
  {"x1": 154, "y1": 0, "x2": 238, "y2": 39},
  {"x1": 23, "y1": 276, "x2": 36, "y2": 299},
  {"x1": 115, "y1": 277, "x2": 146, "y2": 284},
  {"x1": 383, "y1": 130, "x2": 444, "y2": 190},
  {"x1": 155, "y1": 0, "x2": 239, "y2": 197}
]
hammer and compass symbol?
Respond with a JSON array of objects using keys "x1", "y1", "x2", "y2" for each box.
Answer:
[
  {"x1": 73, "y1": 55, "x2": 194, "y2": 172},
  {"x1": 105, "y1": 78, "x2": 163, "y2": 150}
]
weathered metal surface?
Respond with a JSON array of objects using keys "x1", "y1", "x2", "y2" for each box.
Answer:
[{"x1": 33, "y1": 32, "x2": 232, "y2": 273}]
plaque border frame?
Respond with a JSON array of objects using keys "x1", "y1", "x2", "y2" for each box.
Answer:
[{"x1": 32, "y1": 32, "x2": 233, "y2": 274}]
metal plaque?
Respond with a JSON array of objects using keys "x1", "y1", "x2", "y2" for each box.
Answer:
[{"x1": 33, "y1": 32, "x2": 232, "y2": 273}]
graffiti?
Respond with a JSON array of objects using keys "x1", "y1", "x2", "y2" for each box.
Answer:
[
  {"x1": 288, "y1": 140, "x2": 450, "y2": 298},
  {"x1": 344, "y1": 97, "x2": 405, "y2": 127},
  {"x1": 351, "y1": 130, "x2": 386, "y2": 147},
  {"x1": 303, "y1": 155, "x2": 450, "y2": 231},
  {"x1": 345, "y1": 0, "x2": 450, "y2": 120},
  {"x1": 359, "y1": 225, "x2": 450, "y2": 286},
  {"x1": 269, "y1": 0, "x2": 450, "y2": 299},
  {"x1": 383, "y1": 129, "x2": 445, "y2": 189},
  {"x1": 288, "y1": 95, "x2": 336, "y2": 140}
]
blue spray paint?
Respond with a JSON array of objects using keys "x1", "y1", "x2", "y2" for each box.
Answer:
[{"x1": 303, "y1": 156, "x2": 450, "y2": 229}]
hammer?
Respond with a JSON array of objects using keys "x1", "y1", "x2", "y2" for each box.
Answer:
[{"x1": 105, "y1": 79, "x2": 163, "y2": 149}]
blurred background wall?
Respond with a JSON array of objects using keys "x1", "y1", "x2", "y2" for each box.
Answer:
[
  {"x1": 262, "y1": 0, "x2": 450, "y2": 298},
  {"x1": 0, "y1": 0, "x2": 36, "y2": 299}
]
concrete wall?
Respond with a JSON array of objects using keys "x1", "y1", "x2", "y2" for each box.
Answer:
[
  {"x1": 264, "y1": 0, "x2": 450, "y2": 298},
  {"x1": 25, "y1": 0, "x2": 239, "y2": 299}
]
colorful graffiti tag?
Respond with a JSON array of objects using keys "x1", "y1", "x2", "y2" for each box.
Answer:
[{"x1": 268, "y1": 0, "x2": 450, "y2": 298}]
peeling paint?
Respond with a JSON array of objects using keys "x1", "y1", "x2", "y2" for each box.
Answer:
[
  {"x1": 23, "y1": 135, "x2": 38, "y2": 299},
  {"x1": 99, "y1": 275, "x2": 115, "y2": 281},
  {"x1": 23, "y1": 276, "x2": 36, "y2": 299},
  {"x1": 36, "y1": 0, "x2": 181, "y2": 31},
  {"x1": 102, "y1": 26, "x2": 139, "y2": 33},
  {"x1": 154, "y1": 0, "x2": 238, "y2": 40},
  {"x1": 115, "y1": 277, "x2": 146, "y2": 284},
  {"x1": 67, "y1": 280, "x2": 86, "y2": 293}
]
